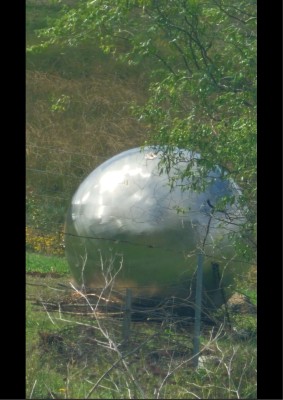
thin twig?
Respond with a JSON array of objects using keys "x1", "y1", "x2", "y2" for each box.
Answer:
[
  {"x1": 29, "y1": 379, "x2": 37, "y2": 399},
  {"x1": 40, "y1": 297, "x2": 57, "y2": 325}
]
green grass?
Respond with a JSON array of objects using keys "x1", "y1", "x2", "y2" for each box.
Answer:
[
  {"x1": 26, "y1": 252, "x2": 69, "y2": 275},
  {"x1": 26, "y1": 253, "x2": 257, "y2": 399}
]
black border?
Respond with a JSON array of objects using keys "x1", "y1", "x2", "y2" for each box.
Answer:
[
  {"x1": 256, "y1": 0, "x2": 282, "y2": 399},
  {"x1": 1, "y1": 1, "x2": 26, "y2": 399},
  {"x1": 3, "y1": 0, "x2": 281, "y2": 399}
]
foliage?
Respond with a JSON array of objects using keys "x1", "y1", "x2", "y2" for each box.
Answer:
[
  {"x1": 26, "y1": 226, "x2": 65, "y2": 256},
  {"x1": 28, "y1": 0, "x2": 257, "y2": 263}
]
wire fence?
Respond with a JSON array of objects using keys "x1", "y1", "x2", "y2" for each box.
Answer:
[
  {"x1": 27, "y1": 270, "x2": 228, "y2": 361},
  {"x1": 26, "y1": 140, "x2": 256, "y2": 274},
  {"x1": 26, "y1": 146, "x2": 256, "y2": 375},
  {"x1": 26, "y1": 138, "x2": 255, "y2": 321},
  {"x1": 27, "y1": 260, "x2": 256, "y2": 382}
]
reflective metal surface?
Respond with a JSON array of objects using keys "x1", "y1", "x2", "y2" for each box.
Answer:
[{"x1": 65, "y1": 147, "x2": 245, "y2": 307}]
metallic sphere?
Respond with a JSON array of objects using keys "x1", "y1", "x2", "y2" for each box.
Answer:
[{"x1": 65, "y1": 147, "x2": 245, "y2": 308}]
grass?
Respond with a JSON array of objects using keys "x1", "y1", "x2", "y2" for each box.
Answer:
[
  {"x1": 26, "y1": 252, "x2": 69, "y2": 275},
  {"x1": 26, "y1": 253, "x2": 257, "y2": 399},
  {"x1": 26, "y1": 0, "x2": 149, "y2": 239}
]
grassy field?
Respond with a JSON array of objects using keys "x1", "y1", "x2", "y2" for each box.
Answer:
[
  {"x1": 26, "y1": 2, "x2": 256, "y2": 398},
  {"x1": 26, "y1": 0, "x2": 150, "y2": 252},
  {"x1": 26, "y1": 252, "x2": 256, "y2": 399}
]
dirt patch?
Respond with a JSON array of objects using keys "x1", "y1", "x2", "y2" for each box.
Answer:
[{"x1": 227, "y1": 292, "x2": 256, "y2": 314}]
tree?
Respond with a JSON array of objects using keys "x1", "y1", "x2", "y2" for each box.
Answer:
[{"x1": 29, "y1": 0, "x2": 257, "y2": 261}]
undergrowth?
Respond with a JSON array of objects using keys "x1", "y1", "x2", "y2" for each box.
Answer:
[{"x1": 26, "y1": 254, "x2": 257, "y2": 399}]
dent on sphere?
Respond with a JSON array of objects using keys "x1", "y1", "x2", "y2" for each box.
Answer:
[{"x1": 65, "y1": 147, "x2": 245, "y2": 308}]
